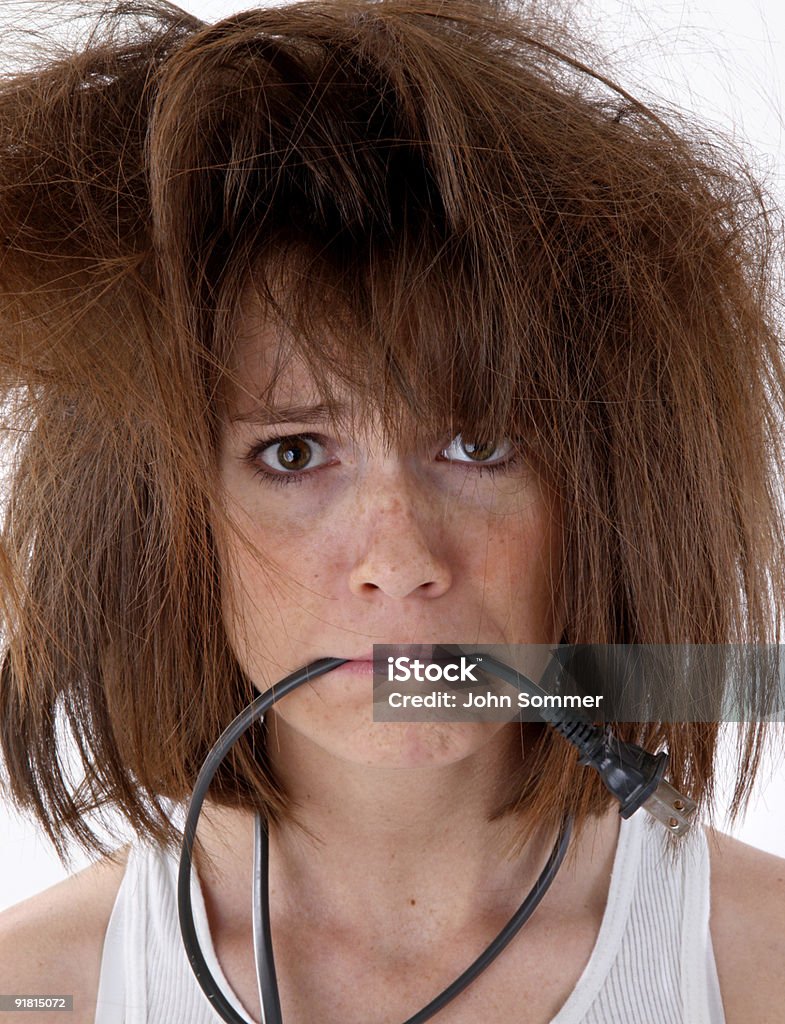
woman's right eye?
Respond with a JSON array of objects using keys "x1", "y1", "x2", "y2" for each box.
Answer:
[{"x1": 244, "y1": 433, "x2": 333, "y2": 485}]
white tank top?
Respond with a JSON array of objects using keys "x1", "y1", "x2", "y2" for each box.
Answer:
[{"x1": 93, "y1": 810, "x2": 726, "y2": 1023}]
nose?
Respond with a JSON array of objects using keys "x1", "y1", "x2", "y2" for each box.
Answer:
[{"x1": 347, "y1": 472, "x2": 453, "y2": 600}]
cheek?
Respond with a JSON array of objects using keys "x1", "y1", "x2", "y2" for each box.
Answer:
[
  {"x1": 216, "y1": 509, "x2": 335, "y2": 679},
  {"x1": 227, "y1": 506, "x2": 332, "y2": 592},
  {"x1": 475, "y1": 490, "x2": 562, "y2": 641}
]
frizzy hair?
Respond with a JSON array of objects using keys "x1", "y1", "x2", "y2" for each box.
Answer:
[{"x1": 1, "y1": 0, "x2": 784, "y2": 864}]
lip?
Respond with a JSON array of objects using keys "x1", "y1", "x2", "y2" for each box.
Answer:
[
  {"x1": 341, "y1": 643, "x2": 440, "y2": 662},
  {"x1": 324, "y1": 646, "x2": 448, "y2": 678},
  {"x1": 333, "y1": 659, "x2": 375, "y2": 675},
  {"x1": 331, "y1": 646, "x2": 441, "y2": 673}
]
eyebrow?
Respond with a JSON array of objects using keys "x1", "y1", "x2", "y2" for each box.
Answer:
[{"x1": 228, "y1": 402, "x2": 349, "y2": 426}]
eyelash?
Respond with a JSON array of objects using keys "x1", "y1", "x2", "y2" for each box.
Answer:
[{"x1": 241, "y1": 432, "x2": 523, "y2": 487}]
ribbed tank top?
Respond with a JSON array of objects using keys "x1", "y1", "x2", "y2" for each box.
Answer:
[{"x1": 93, "y1": 810, "x2": 726, "y2": 1023}]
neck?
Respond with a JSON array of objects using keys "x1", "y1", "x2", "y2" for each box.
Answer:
[{"x1": 268, "y1": 719, "x2": 532, "y2": 922}]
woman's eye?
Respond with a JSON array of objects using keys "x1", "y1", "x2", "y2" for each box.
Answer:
[
  {"x1": 253, "y1": 433, "x2": 331, "y2": 478},
  {"x1": 440, "y1": 434, "x2": 513, "y2": 465}
]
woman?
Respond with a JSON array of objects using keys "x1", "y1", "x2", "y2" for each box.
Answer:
[{"x1": 0, "y1": 1, "x2": 784, "y2": 1021}]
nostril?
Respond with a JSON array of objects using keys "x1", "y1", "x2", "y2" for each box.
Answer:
[{"x1": 346, "y1": 507, "x2": 452, "y2": 598}]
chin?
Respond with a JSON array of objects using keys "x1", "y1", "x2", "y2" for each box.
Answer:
[{"x1": 324, "y1": 719, "x2": 508, "y2": 770}]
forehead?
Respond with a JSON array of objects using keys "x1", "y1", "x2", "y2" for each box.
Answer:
[
  {"x1": 228, "y1": 316, "x2": 313, "y2": 412},
  {"x1": 221, "y1": 280, "x2": 389, "y2": 436}
]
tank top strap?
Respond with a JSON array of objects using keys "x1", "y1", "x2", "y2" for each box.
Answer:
[
  {"x1": 550, "y1": 809, "x2": 645, "y2": 1023},
  {"x1": 94, "y1": 840, "x2": 144, "y2": 1023},
  {"x1": 96, "y1": 834, "x2": 258, "y2": 1024},
  {"x1": 680, "y1": 824, "x2": 726, "y2": 1024},
  {"x1": 551, "y1": 811, "x2": 726, "y2": 1024}
]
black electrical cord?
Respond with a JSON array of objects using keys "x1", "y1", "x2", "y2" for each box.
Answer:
[
  {"x1": 253, "y1": 814, "x2": 281, "y2": 1024},
  {"x1": 178, "y1": 656, "x2": 574, "y2": 1024},
  {"x1": 179, "y1": 648, "x2": 697, "y2": 1023}
]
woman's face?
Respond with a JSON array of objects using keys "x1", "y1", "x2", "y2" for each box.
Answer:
[{"x1": 216, "y1": 295, "x2": 562, "y2": 769}]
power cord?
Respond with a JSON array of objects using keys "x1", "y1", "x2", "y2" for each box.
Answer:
[{"x1": 178, "y1": 650, "x2": 697, "y2": 1023}]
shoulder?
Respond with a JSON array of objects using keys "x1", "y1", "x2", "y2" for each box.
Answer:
[
  {"x1": 706, "y1": 826, "x2": 785, "y2": 1024},
  {"x1": 0, "y1": 844, "x2": 130, "y2": 1024}
]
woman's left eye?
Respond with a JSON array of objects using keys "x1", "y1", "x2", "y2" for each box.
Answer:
[{"x1": 439, "y1": 435, "x2": 514, "y2": 466}]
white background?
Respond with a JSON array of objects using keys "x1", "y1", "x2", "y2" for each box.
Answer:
[{"x1": 1, "y1": 0, "x2": 784, "y2": 912}]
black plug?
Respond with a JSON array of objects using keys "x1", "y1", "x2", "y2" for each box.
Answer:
[
  {"x1": 434, "y1": 646, "x2": 698, "y2": 836},
  {"x1": 547, "y1": 720, "x2": 697, "y2": 835}
]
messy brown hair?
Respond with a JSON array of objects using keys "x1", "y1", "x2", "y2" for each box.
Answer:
[{"x1": 1, "y1": 0, "x2": 784, "y2": 864}]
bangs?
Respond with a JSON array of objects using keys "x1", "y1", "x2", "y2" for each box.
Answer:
[{"x1": 216, "y1": 237, "x2": 546, "y2": 462}]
